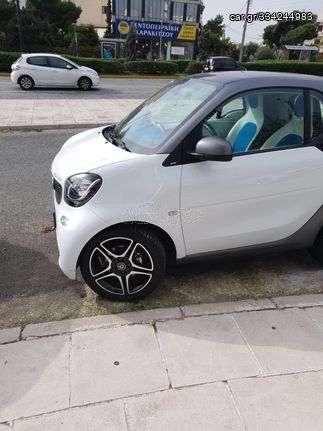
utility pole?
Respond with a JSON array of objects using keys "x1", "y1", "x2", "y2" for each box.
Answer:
[
  {"x1": 159, "y1": 1, "x2": 168, "y2": 60},
  {"x1": 15, "y1": 0, "x2": 23, "y2": 52},
  {"x1": 239, "y1": 0, "x2": 251, "y2": 62}
]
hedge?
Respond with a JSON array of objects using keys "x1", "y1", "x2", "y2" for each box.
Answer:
[
  {"x1": 65, "y1": 55, "x2": 124, "y2": 74},
  {"x1": 125, "y1": 60, "x2": 178, "y2": 75},
  {"x1": 0, "y1": 51, "x2": 22, "y2": 71},
  {"x1": 242, "y1": 60, "x2": 323, "y2": 77},
  {"x1": 185, "y1": 61, "x2": 203, "y2": 75}
]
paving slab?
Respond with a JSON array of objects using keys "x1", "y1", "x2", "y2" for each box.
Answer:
[
  {"x1": 22, "y1": 307, "x2": 181, "y2": 338},
  {"x1": 273, "y1": 294, "x2": 323, "y2": 308},
  {"x1": 183, "y1": 298, "x2": 275, "y2": 317},
  {"x1": 0, "y1": 327, "x2": 20, "y2": 344},
  {"x1": 0, "y1": 336, "x2": 69, "y2": 422},
  {"x1": 0, "y1": 425, "x2": 11, "y2": 430},
  {"x1": 13, "y1": 400, "x2": 127, "y2": 431},
  {"x1": 234, "y1": 308, "x2": 323, "y2": 375},
  {"x1": 125, "y1": 382, "x2": 244, "y2": 431},
  {"x1": 305, "y1": 307, "x2": 323, "y2": 330},
  {"x1": 230, "y1": 372, "x2": 323, "y2": 431},
  {"x1": 156, "y1": 315, "x2": 261, "y2": 388},
  {"x1": 70, "y1": 324, "x2": 169, "y2": 406}
]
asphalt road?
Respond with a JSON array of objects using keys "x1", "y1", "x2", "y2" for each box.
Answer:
[{"x1": 0, "y1": 76, "x2": 172, "y2": 99}]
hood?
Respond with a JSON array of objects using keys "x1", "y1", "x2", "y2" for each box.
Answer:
[
  {"x1": 79, "y1": 65, "x2": 97, "y2": 74},
  {"x1": 51, "y1": 126, "x2": 143, "y2": 182}
]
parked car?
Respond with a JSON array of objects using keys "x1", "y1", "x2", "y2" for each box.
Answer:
[
  {"x1": 52, "y1": 71, "x2": 323, "y2": 301},
  {"x1": 11, "y1": 53, "x2": 99, "y2": 90},
  {"x1": 203, "y1": 56, "x2": 245, "y2": 72}
]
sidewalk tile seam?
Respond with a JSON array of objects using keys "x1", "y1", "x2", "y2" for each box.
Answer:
[
  {"x1": 225, "y1": 381, "x2": 248, "y2": 431},
  {"x1": 122, "y1": 400, "x2": 131, "y2": 431},
  {"x1": 303, "y1": 307, "x2": 323, "y2": 332},
  {"x1": 231, "y1": 314, "x2": 265, "y2": 378},
  {"x1": 152, "y1": 323, "x2": 172, "y2": 390},
  {"x1": 68, "y1": 334, "x2": 72, "y2": 408}
]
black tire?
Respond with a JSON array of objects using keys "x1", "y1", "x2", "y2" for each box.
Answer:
[
  {"x1": 78, "y1": 76, "x2": 92, "y2": 91},
  {"x1": 308, "y1": 229, "x2": 323, "y2": 265},
  {"x1": 18, "y1": 75, "x2": 34, "y2": 90},
  {"x1": 79, "y1": 226, "x2": 166, "y2": 301}
]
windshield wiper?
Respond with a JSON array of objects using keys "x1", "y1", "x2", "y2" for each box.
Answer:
[{"x1": 105, "y1": 126, "x2": 131, "y2": 152}]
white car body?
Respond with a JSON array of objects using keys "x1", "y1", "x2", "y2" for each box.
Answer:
[
  {"x1": 11, "y1": 53, "x2": 99, "y2": 89},
  {"x1": 51, "y1": 71, "x2": 323, "y2": 299}
]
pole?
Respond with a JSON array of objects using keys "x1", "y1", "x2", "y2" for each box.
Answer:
[
  {"x1": 75, "y1": 31, "x2": 79, "y2": 57},
  {"x1": 15, "y1": 0, "x2": 23, "y2": 52},
  {"x1": 159, "y1": 2, "x2": 163, "y2": 59},
  {"x1": 239, "y1": 0, "x2": 251, "y2": 62}
]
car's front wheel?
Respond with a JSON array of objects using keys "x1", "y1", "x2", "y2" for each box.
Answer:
[
  {"x1": 18, "y1": 75, "x2": 34, "y2": 90},
  {"x1": 79, "y1": 226, "x2": 166, "y2": 301},
  {"x1": 78, "y1": 76, "x2": 92, "y2": 91}
]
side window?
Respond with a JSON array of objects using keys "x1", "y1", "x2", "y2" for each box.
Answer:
[
  {"x1": 200, "y1": 88, "x2": 305, "y2": 154},
  {"x1": 310, "y1": 90, "x2": 323, "y2": 147},
  {"x1": 48, "y1": 57, "x2": 68, "y2": 69},
  {"x1": 222, "y1": 59, "x2": 235, "y2": 69},
  {"x1": 26, "y1": 56, "x2": 48, "y2": 67}
]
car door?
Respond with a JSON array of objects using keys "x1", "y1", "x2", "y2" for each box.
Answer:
[
  {"x1": 47, "y1": 56, "x2": 76, "y2": 85},
  {"x1": 180, "y1": 87, "x2": 323, "y2": 256},
  {"x1": 25, "y1": 56, "x2": 52, "y2": 84}
]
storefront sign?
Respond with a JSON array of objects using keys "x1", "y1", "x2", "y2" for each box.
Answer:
[
  {"x1": 116, "y1": 19, "x2": 197, "y2": 41},
  {"x1": 171, "y1": 46, "x2": 185, "y2": 55}
]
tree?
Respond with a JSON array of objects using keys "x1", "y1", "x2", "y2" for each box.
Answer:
[
  {"x1": 68, "y1": 24, "x2": 99, "y2": 47},
  {"x1": 103, "y1": 0, "x2": 113, "y2": 38},
  {"x1": 125, "y1": 24, "x2": 137, "y2": 61},
  {"x1": 254, "y1": 46, "x2": 276, "y2": 60},
  {"x1": 204, "y1": 15, "x2": 225, "y2": 38},
  {"x1": 245, "y1": 42, "x2": 259, "y2": 58},
  {"x1": 281, "y1": 23, "x2": 317, "y2": 45},
  {"x1": 25, "y1": 0, "x2": 81, "y2": 33},
  {"x1": 263, "y1": 11, "x2": 317, "y2": 48},
  {"x1": 0, "y1": 0, "x2": 18, "y2": 50}
]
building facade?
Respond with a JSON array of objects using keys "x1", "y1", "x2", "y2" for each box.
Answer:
[{"x1": 73, "y1": 0, "x2": 204, "y2": 59}]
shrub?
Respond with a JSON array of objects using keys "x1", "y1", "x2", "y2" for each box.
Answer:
[
  {"x1": 242, "y1": 60, "x2": 323, "y2": 77},
  {"x1": 65, "y1": 55, "x2": 124, "y2": 74},
  {"x1": 0, "y1": 51, "x2": 22, "y2": 71},
  {"x1": 171, "y1": 60, "x2": 191, "y2": 73},
  {"x1": 185, "y1": 61, "x2": 204, "y2": 75},
  {"x1": 254, "y1": 46, "x2": 276, "y2": 60},
  {"x1": 125, "y1": 60, "x2": 178, "y2": 75}
]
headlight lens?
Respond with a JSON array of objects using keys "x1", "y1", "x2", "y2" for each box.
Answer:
[{"x1": 65, "y1": 173, "x2": 102, "y2": 207}]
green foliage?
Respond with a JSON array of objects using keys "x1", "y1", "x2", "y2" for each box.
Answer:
[
  {"x1": 203, "y1": 15, "x2": 225, "y2": 38},
  {"x1": 0, "y1": 50, "x2": 21, "y2": 71},
  {"x1": 125, "y1": 61, "x2": 178, "y2": 75},
  {"x1": 103, "y1": 0, "x2": 113, "y2": 38},
  {"x1": 170, "y1": 60, "x2": 191, "y2": 73},
  {"x1": 254, "y1": 46, "x2": 276, "y2": 60},
  {"x1": 263, "y1": 10, "x2": 317, "y2": 48},
  {"x1": 125, "y1": 24, "x2": 137, "y2": 61},
  {"x1": 242, "y1": 60, "x2": 323, "y2": 76},
  {"x1": 65, "y1": 56, "x2": 124, "y2": 74},
  {"x1": 68, "y1": 24, "x2": 99, "y2": 47},
  {"x1": 185, "y1": 61, "x2": 203, "y2": 74},
  {"x1": 281, "y1": 23, "x2": 317, "y2": 45},
  {"x1": 244, "y1": 42, "x2": 259, "y2": 58}
]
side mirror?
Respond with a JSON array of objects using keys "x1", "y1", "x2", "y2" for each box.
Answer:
[
  {"x1": 189, "y1": 136, "x2": 233, "y2": 162},
  {"x1": 66, "y1": 64, "x2": 74, "y2": 70}
]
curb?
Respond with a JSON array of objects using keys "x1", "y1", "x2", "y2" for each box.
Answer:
[{"x1": 1, "y1": 293, "x2": 323, "y2": 344}]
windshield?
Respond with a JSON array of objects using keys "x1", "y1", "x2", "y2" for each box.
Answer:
[{"x1": 115, "y1": 78, "x2": 220, "y2": 154}]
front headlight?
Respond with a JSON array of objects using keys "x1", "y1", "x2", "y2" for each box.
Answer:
[{"x1": 65, "y1": 173, "x2": 102, "y2": 207}]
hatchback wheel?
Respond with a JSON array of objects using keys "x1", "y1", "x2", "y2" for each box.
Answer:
[
  {"x1": 79, "y1": 227, "x2": 166, "y2": 301},
  {"x1": 18, "y1": 75, "x2": 34, "y2": 90},
  {"x1": 78, "y1": 76, "x2": 92, "y2": 91},
  {"x1": 308, "y1": 229, "x2": 323, "y2": 265}
]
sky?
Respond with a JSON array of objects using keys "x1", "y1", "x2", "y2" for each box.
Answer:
[{"x1": 202, "y1": 0, "x2": 323, "y2": 44}]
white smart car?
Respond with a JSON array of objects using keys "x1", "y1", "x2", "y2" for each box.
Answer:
[
  {"x1": 11, "y1": 53, "x2": 99, "y2": 90},
  {"x1": 52, "y1": 71, "x2": 323, "y2": 301}
]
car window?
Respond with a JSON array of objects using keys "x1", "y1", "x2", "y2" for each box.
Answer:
[
  {"x1": 48, "y1": 57, "x2": 69, "y2": 69},
  {"x1": 26, "y1": 56, "x2": 48, "y2": 67},
  {"x1": 310, "y1": 90, "x2": 323, "y2": 147},
  {"x1": 198, "y1": 88, "x2": 305, "y2": 154},
  {"x1": 115, "y1": 78, "x2": 221, "y2": 154},
  {"x1": 222, "y1": 59, "x2": 235, "y2": 69}
]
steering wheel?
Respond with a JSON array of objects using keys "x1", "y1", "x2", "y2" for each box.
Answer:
[{"x1": 202, "y1": 122, "x2": 218, "y2": 137}]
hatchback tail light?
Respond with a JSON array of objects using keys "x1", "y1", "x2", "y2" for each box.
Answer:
[
  {"x1": 11, "y1": 64, "x2": 20, "y2": 71},
  {"x1": 210, "y1": 65, "x2": 216, "y2": 72}
]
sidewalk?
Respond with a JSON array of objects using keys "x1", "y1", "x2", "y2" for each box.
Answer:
[
  {"x1": 2, "y1": 294, "x2": 323, "y2": 430},
  {"x1": 0, "y1": 99, "x2": 143, "y2": 130}
]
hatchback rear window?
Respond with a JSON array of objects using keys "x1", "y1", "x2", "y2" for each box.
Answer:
[{"x1": 26, "y1": 56, "x2": 48, "y2": 66}]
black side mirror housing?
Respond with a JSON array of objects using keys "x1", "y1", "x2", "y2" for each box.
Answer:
[{"x1": 189, "y1": 136, "x2": 233, "y2": 162}]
